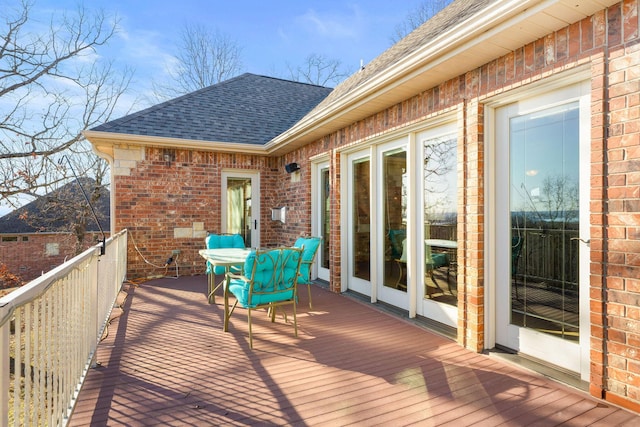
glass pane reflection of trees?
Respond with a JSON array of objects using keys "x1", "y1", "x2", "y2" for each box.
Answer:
[
  {"x1": 382, "y1": 137, "x2": 459, "y2": 308},
  {"x1": 423, "y1": 136, "x2": 458, "y2": 306},
  {"x1": 510, "y1": 103, "x2": 580, "y2": 342}
]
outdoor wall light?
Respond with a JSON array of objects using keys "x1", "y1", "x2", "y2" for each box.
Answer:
[{"x1": 285, "y1": 162, "x2": 300, "y2": 173}]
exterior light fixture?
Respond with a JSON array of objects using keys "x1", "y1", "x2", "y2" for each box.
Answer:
[{"x1": 285, "y1": 162, "x2": 300, "y2": 173}]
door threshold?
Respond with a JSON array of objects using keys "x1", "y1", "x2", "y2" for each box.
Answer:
[
  {"x1": 488, "y1": 346, "x2": 588, "y2": 392},
  {"x1": 342, "y1": 290, "x2": 457, "y2": 340}
]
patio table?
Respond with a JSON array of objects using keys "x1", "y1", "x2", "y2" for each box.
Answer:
[
  {"x1": 424, "y1": 239, "x2": 457, "y2": 249},
  {"x1": 199, "y1": 248, "x2": 251, "y2": 311}
]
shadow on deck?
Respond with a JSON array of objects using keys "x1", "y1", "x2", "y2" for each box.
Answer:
[{"x1": 69, "y1": 275, "x2": 639, "y2": 426}]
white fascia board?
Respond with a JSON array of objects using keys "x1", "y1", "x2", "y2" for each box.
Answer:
[
  {"x1": 83, "y1": 130, "x2": 268, "y2": 156},
  {"x1": 265, "y1": 0, "x2": 550, "y2": 150}
]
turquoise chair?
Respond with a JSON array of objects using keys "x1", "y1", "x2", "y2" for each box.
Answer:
[
  {"x1": 512, "y1": 235, "x2": 525, "y2": 299},
  {"x1": 425, "y1": 242, "x2": 449, "y2": 294},
  {"x1": 293, "y1": 236, "x2": 322, "y2": 309},
  {"x1": 205, "y1": 233, "x2": 245, "y2": 302},
  {"x1": 225, "y1": 247, "x2": 303, "y2": 349},
  {"x1": 388, "y1": 229, "x2": 406, "y2": 260}
]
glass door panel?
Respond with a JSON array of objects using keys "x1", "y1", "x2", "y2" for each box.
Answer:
[
  {"x1": 226, "y1": 178, "x2": 252, "y2": 247},
  {"x1": 313, "y1": 162, "x2": 330, "y2": 281},
  {"x1": 383, "y1": 149, "x2": 408, "y2": 291},
  {"x1": 321, "y1": 167, "x2": 330, "y2": 271},
  {"x1": 346, "y1": 151, "x2": 372, "y2": 296},
  {"x1": 222, "y1": 171, "x2": 259, "y2": 248},
  {"x1": 423, "y1": 133, "x2": 458, "y2": 306},
  {"x1": 510, "y1": 103, "x2": 580, "y2": 341},
  {"x1": 352, "y1": 158, "x2": 371, "y2": 282},
  {"x1": 377, "y1": 140, "x2": 410, "y2": 311}
]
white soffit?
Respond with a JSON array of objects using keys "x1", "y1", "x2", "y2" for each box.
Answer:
[{"x1": 268, "y1": 0, "x2": 620, "y2": 155}]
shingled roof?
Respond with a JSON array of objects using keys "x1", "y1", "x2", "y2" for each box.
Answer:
[
  {"x1": 90, "y1": 73, "x2": 333, "y2": 145},
  {"x1": 0, "y1": 178, "x2": 110, "y2": 234}
]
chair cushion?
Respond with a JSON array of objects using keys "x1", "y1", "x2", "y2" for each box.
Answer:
[
  {"x1": 205, "y1": 234, "x2": 245, "y2": 275},
  {"x1": 206, "y1": 233, "x2": 245, "y2": 249},
  {"x1": 388, "y1": 229, "x2": 407, "y2": 259},
  {"x1": 228, "y1": 279, "x2": 294, "y2": 307},
  {"x1": 293, "y1": 237, "x2": 321, "y2": 284},
  {"x1": 230, "y1": 248, "x2": 299, "y2": 308},
  {"x1": 427, "y1": 252, "x2": 449, "y2": 269}
]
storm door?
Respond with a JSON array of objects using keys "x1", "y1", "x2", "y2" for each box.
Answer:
[
  {"x1": 221, "y1": 170, "x2": 260, "y2": 248},
  {"x1": 494, "y1": 82, "x2": 590, "y2": 378}
]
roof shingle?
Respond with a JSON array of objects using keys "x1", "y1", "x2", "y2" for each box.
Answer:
[{"x1": 91, "y1": 73, "x2": 333, "y2": 145}]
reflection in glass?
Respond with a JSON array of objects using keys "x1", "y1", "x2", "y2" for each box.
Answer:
[
  {"x1": 423, "y1": 135, "x2": 458, "y2": 305},
  {"x1": 321, "y1": 168, "x2": 330, "y2": 269},
  {"x1": 227, "y1": 178, "x2": 252, "y2": 247},
  {"x1": 352, "y1": 159, "x2": 370, "y2": 280},
  {"x1": 384, "y1": 149, "x2": 407, "y2": 290},
  {"x1": 510, "y1": 102, "x2": 580, "y2": 341}
]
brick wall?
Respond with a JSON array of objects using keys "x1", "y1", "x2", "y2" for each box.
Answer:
[
  {"x1": 0, "y1": 232, "x2": 105, "y2": 283},
  {"x1": 275, "y1": 0, "x2": 639, "y2": 409},
  {"x1": 115, "y1": 148, "x2": 309, "y2": 279}
]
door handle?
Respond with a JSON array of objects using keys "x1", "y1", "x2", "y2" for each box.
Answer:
[
  {"x1": 254, "y1": 219, "x2": 257, "y2": 229},
  {"x1": 571, "y1": 237, "x2": 590, "y2": 245}
]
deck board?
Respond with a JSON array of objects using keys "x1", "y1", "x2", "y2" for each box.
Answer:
[{"x1": 69, "y1": 276, "x2": 639, "y2": 426}]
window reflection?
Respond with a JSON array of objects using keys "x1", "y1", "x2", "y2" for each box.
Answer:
[
  {"x1": 384, "y1": 149, "x2": 407, "y2": 290},
  {"x1": 352, "y1": 159, "x2": 370, "y2": 280},
  {"x1": 423, "y1": 135, "x2": 458, "y2": 305},
  {"x1": 510, "y1": 103, "x2": 580, "y2": 341},
  {"x1": 321, "y1": 168, "x2": 330, "y2": 269}
]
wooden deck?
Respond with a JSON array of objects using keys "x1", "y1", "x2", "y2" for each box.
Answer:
[{"x1": 69, "y1": 276, "x2": 640, "y2": 426}]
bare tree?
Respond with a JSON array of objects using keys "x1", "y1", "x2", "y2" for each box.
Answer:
[
  {"x1": 0, "y1": 0, "x2": 132, "y2": 209},
  {"x1": 390, "y1": 0, "x2": 454, "y2": 44},
  {"x1": 287, "y1": 53, "x2": 352, "y2": 87},
  {"x1": 152, "y1": 24, "x2": 243, "y2": 101}
]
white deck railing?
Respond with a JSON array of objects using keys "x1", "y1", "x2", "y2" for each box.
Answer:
[{"x1": 0, "y1": 229, "x2": 127, "y2": 427}]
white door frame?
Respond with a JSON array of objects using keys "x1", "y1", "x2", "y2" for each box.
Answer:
[
  {"x1": 375, "y1": 137, "x2": 410, "y2": 311},
  {"x1": 415, "y1": 123, "x2": 458, "y2": 327},
  {"x1": 487, "y1": 79, "x2": 590, "y2": 379},
  {"x1": 221, "y1": 170, "x2": 260, "y2": 248},
  {"x1": 312, "y1": 159, "x2": 330, "y2": 281},
  {"x1": 343, "y1": 148, "x2": 374, "y2": 297}
]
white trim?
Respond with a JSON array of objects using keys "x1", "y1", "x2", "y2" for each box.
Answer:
[
  {"x1": 369, "y1": 145, "x2": 378, "y2": 302},
  {"x1": 407, "y1": 132, "x2": 418, "y2": 318},
  {"x1": 84, "y1": 130, "x2": 266, "y2": 155}
]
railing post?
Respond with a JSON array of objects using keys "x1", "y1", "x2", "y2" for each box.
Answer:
[
  {"x1": 91, "y1": 250, "x2": 100, "y2": 368},
  {"x1": 0, "y1": 319, "x2": 8, "y2": 427}
]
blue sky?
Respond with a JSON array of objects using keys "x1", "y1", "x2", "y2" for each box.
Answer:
[
  {"x1": 34, "y1": 0, "x2": 420, "y2": 110},
  {"x1": 0, "y1": 1, "x2": 423, "y2": 216}
]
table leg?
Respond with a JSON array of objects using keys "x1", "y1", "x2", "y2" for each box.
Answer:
[
  {"x1": 208, "y1": 274, "x2": 215, "y2": 304},
  {"x1": 223, "y1": 268, "x2": 230, "y2": 332}
]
